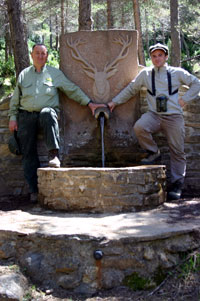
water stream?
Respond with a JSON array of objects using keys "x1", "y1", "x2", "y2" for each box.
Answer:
[{"x1": 99, "y1": 112, "x2": 105, "y2": 167}]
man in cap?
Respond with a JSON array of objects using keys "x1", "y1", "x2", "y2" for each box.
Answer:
[
  {"x1": 9, "y1": 43, "x2": 104, "y2": 203},
  {"x1": 108, "y1": 43, "x2": 200, "y2": 200}
]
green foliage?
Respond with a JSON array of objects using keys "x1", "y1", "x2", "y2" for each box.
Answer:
[
  {"x1": 123, "y1": 266, "x2": 168, "y2": 291},
  {"x1": 145, "y1": 58, "x2": 152, "y2": 67},
  {"x1": 8, "y1": 264, "x2": 20, "y2": 272},
  {"x1": 23, "y1": 292, "x2": 32, "y2": 301},
  {"x1": 0, "y1": 42, "x2": 16, "y2": 97},
  {"x1": 23, "y1": 285, "x2": 38, "y2": 301},
  {"x1": 123, "y1": 272, "x2": 154, "y2": 291},
  {"x1": 47, "y1": 49, "x2": 60, "y2": 68},
  {"x1": 181, "y1": 61, "x2": 193, "y2": 74},
  {"x1": 179, "y1": 252, "x2": 200, "y2": 279},
  {"x1": 0, "y1": 54, "x2": 15, "y2": 79}
]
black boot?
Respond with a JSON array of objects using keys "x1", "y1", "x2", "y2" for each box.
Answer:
[
  {"x1": 30, "y1": 192, "x2": 38, "y2": 204},
  {"x1": 48, "y1": 149, "x2": 60, "y2": 168},
  {"x1": 168, "y1": 180, "x2": 183, "y2": 200}
]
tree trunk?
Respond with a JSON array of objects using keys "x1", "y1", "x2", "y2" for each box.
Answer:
[
  {"x1": 144, "y1": 8, "x2": 149, "y2": 52},
  {"x1": 65, "y1": 0, "x2": 69, "y2": 32},
  {"x1": 55, "y1": 14, "x2": 59, "y2": 50},
  {"x1": 61, "y1": 0, "x2": 65, "y2": 35},
  {"x1": 121, "y1": 1, "x2": 125, "y2": 28},
  {"x1": 153, "y1": 23, "x2": 156, "y2": 44},
  {"x1": 161, "y1": 23, "x2": 165, "y2": 44},
  {"x1": 181, "y1": 32, "x2": 190, "y2": 58},
  {"x1": 95, "y1": 11, "x2": 100, "y2": 30},
  {"x1": 170, "y1": 0, "x2": 181, "y2": 67},
  {"x1": 49, "y1": 0, "x2": 53, "y2": 48},
  {"x1": 6, "y1": 0, "x2": 30, "y2": 78},
  {"x1": 49, "y1": 16, "x2": 53, "y2": 49},
  {"x1": 4, "y1": 12, "x2": 12, "y2": 61},
  {"x1": 107, "y1": 0, "x2": 114, "y2": 29},
  {"x1": 21, "y1": 0, "x2": 28, "y2": 46},
  {"x1": 132, "y1": 0, "x2": 146, "y2": 66},
  {"x1": 79, "y1": 0, "x2": 92, "y2": 30}
]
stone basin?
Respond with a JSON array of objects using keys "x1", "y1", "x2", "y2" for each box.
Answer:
[{"x1": 38, "y1": 165, "x2": 166, "y2": 213}]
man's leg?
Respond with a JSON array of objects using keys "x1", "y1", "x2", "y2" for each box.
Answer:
[
  {"x1": 162, "y1": 114, "x2": 186, "y2": 199},
  {"x1": 17, "y1": 111, "x2": 40, "y2": 194},
  {"x1": 39, "y1": 107, "x2": 60, "y2": 167},
  {"x1": 134, "y1": 111, "x2": 161, "y2": 163}
]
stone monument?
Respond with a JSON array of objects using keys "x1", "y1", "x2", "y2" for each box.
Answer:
[{"x1": 59, "y1": 30, "x2": 141, "y2": 167}]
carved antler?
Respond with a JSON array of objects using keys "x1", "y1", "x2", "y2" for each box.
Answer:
[
  {"x1": 66, "y1": 38, "x2": 97, "y2": 75},
  {"x1": 104, "y1": 35, "x2": 132, "y2": 73}
]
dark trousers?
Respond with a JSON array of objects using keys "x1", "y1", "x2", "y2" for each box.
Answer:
[{"x1": 17, "y1": 107, "x2": 60, "y2": 193}]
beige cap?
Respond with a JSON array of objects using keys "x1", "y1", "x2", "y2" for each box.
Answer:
[{"x1": 149, "y1": 43, "x2": 168, "y2": 55}]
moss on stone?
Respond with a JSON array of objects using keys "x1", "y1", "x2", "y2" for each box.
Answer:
[
  {"x1": 123, "y1": 267, "x2": 168, "y2": 291},
  {"x1": 123, "y1": 272, "x2": 154, "y2": 291}
]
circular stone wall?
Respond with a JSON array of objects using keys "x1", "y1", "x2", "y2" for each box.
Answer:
[{"x1": 38, "y1": 166, "x2": 166, "y2": 213}]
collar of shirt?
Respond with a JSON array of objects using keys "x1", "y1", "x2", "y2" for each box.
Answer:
[
  {"x1": 32, "y1": 64, "x2": 47, "y2": 73},
  {"x1": 154, "y1": 64, "x2": 168, "y2": 73}
]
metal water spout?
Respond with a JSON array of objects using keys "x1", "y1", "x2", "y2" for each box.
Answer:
[
  {"x1": 94, "y1": 107, "x2": 110, "y2": 167},
  {"x1": 94, "y1": 107, "x2": 110, "y2": 120}
]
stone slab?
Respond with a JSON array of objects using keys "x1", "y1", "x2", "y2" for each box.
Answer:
[{"x1": 0, "y1": 200, "x2": 200, "y2": 240}]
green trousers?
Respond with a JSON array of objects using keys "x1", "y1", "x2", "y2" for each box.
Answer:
[{"x1": 17, "y1": 107, "x2": 60, "y2": 193}]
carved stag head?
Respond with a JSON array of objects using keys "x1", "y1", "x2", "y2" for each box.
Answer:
[{"x1": 67, "y1": 36, "x2": 132, "y2": 103}]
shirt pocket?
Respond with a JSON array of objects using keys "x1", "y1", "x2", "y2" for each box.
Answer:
[
  {"x1": 21, "y1": 82, "x2": 33, "y2": 95},
  {"x1": 43, "y1": 81, "x2": 56, "y2": 96}
]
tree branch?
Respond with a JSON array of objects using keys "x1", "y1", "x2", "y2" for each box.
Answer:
[{"x1": 181, "y1": 55, "x2": 200, "y2": 63}]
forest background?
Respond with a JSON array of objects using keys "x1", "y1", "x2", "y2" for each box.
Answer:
[{"x1": 0, "y1": 0, "x2": 199, "y2": 99}]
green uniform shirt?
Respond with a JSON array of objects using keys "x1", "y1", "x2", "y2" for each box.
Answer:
[{"x1": 9, "y1": 65, "x2": 90, "y2": 121}]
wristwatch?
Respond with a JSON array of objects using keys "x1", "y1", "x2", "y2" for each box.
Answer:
[{"x1": 87, "y1": 100, "x2": 93, "y2": 106}]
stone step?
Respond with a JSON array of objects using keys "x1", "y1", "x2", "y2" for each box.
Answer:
[
  {"x1": 0, "y1": 199, "x2": 200, "y2": 295},
  {"x1": 38, "y1": 165, "x2": 166, "y2": 213}
]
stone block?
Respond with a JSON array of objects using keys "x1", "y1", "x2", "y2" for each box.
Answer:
[{"x1": 0, "y1": 273, "x2": 28, "y2": 301}]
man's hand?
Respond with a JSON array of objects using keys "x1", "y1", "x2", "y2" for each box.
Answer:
[
  {"x1": 88, "y1": 102, "x2": 107, "y2": 116},
  {"x1": 107, "y1": 101, "x2": 116, "y2": 112},
  {"x1": 179, "y1": 98, "x2": 186, "y2": 108},
  {"x1": 9, "y1": 120, "x2": 18, "y2": 132}
]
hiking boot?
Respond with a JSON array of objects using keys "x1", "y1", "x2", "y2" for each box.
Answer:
[
  {"x1": 30, "y1": 192, "x2": 38, "y2": 204},
  {"x1": 48, "y1": 149, "x2": 60, "y2": 168},
  {"x1": 141, "y1": 149, "x2": 161, "y2": 164},
  {"x1": 168, "y1": 181, "x2": 183, "y2": 200}
]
